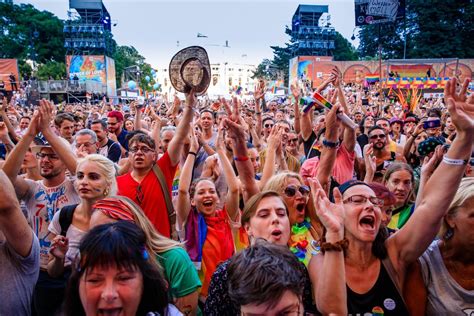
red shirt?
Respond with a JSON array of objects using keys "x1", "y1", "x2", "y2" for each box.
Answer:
[{"x1": 116, "y1": 152, "x2": 177, "y2": 237}]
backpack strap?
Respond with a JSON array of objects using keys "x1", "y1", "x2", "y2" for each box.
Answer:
[
  {"x1": 59, "y1": 204, "x2": 78, "y2": 237},
  {"x1": 152, "y1": 163, "x2": 178, "y2": 241},
  {"x1": 382, "y1": 257, "x2": 407, "y2": 306}
]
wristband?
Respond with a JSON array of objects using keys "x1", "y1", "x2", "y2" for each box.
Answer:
[
  {"x1": 442, "y1": 155, "x2": 468, "y2": 166},
  {"x1": 322, "y1": 139, "x2": 340, "y2": 148},
  {"x1": 188, "y1": 151, "x2": 197, "y2": 156},
  {"x1": 234, "y1": 155, "x2": 249, "y2": 162},
  {"x1": 320, "y1": 238, "x2": 349, "y2": 254}
]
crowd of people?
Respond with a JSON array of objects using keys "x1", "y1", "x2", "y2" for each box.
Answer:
[{"x1": 0, "y1": 71, "x2": 473, "y2": 316}]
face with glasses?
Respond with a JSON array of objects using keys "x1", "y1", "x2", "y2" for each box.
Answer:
[
  {"x1": 36, "y1": 148, "x2": 66, "y2": 179},
  {"x1": 287, "y1": 132, "x2": 299, "y2": 152},
  {"x1": 368, "y1": 130, "x2": 387, "y2": 150},
  {"x1": 281, "y1": 178, "x2": 310, "y2": 225},
  {"x1": 75, "y1": 134, "x2": 98, "y2": 156},
  {"x1": 129, "y1": 142, "x2": 156, "y2": 170},
  {"x1": 241, "y1": 291, "x2": 303, "y2": 316},
  {"x1": 342, "y1": 185, "x2": 382, "y2": 242}
]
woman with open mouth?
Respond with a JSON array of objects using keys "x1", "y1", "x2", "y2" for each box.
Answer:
[
  {"x1": 263, "y1": 172, "x2": 323, "y2": 266},
  {"x1": 308, "y1": 77, "x2": 474, "y2": 316},
  {"x1": 204, "y1": 190, "x2": 317, "y2": 315},
  {"x1": 64, "y1": 221, "x2": 180, "y2": 316},
  {"x1": 176, "y1": 124, "x2": 240, "y2": 303}
]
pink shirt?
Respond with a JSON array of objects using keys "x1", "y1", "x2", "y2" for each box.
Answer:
[{"x1": 300, "y1": 144, "x2": 355, "y2": 184}]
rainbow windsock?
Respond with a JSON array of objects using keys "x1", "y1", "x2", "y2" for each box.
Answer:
[{"x1": 236, "y1": 86, "x2": 242, "y2": 95}]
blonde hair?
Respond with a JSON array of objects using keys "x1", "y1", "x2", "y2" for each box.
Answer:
[
  {"x1": 263, "y1": 172, "x2": 303, "y2": 193},
  {"x1": 112, "y1": 196, "x2": 183, "y2": 254},
  {"x1": 438, "y1": 177, "x2": 474, "y2": 239},
  {"x1": 263, "y1": 172, "x2": 320, "y2": 233},
  {"x1": 76, "y1": 154, "x2": 117, "y2": 196}
]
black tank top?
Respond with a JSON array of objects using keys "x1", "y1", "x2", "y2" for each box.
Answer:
[{"x1": 347, "y1": 262, "x2": 409, "y2": 316}]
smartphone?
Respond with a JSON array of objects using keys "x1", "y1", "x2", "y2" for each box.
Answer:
[
  {"x1": 423, "y1": 119, "x2": 441, "y2": 129},
  {"x1": 362, "y1": 98, "x2": 369, "y2": 106}
]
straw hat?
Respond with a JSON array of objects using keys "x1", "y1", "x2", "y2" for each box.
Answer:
[{"x1": 169, "y1": 46, "x2": 211, "y2": 96}]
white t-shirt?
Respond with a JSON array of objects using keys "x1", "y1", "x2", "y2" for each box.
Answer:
[
  {"x1": 23, "y1": 178, "x2": 81, "y2": 269},
  {"x1": 48, "y1": 209, "x2": 86, "y2": 267}
]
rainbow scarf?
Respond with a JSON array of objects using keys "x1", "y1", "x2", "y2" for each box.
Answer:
[
  {"x1": 185, "y1": 208, "x2": 208, "y2": 270},
  {"x1": 388, "y1": 204, "x2": 415, "y2": 230}
]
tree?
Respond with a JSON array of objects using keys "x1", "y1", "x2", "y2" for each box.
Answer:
[
  {"x1": 0, "y1": 3, "x2": 66, "y2": 63},
  {"x1": 333, "y1": 32, "x2": 359, "y2": 61},
  {"x1": 36, "y1": 61, "x2": 67, "y2": 80},
  {"x1": 113, "y1": 45, "x2": 155, "y2": 91},
  {"x1": 357, "y1": 0, "x2": 474, "y2": 59}
]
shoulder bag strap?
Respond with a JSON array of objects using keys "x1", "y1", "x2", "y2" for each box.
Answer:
[{"x1": 152, "y1": 163, "x2": 178, "y2": 241}]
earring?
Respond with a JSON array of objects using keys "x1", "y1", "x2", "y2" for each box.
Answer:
[
  {"x1": 444, "y1": 226, "x2": 454, "y2": 240},
  {"x1": 103, "y1": 188, "x2": 109, "y2": 197}
]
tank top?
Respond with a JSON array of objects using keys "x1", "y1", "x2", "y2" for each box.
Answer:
[
  {"x1": 347, "y1": 261, "x2": 409, "y2": 316},
  {"x1": 419, "y1": 241, "x2": 474, "y2": 314}
]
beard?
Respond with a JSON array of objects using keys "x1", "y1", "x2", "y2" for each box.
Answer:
[{"x1": 41, "y1": 168, "x2": 62, "y2": 179}]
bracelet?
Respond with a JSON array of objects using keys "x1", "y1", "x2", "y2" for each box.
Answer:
[
  {"x1": 320, "y1": 238, "x2": 349, "y2": 254},
  {"x1": 322, "y1": 139, "x2": 340, "y2": 148},
  {"x1": 188, "y1": 151, "x2": 197, "y2": 156},
  {"x1": 234, "y1": 155, "x2": 249, "y2": 162},
  {"x1": 442, "y1": 155, "x2": 468, "y2": 166}
]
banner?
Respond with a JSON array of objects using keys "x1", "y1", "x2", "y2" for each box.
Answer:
[
  {"x1": 0, "y1": 59, "x2": 20, "y2": 92},
  {"x1": 355, "y1": 0, "x2": 405, "y2": 26},
  {"x1": 105, "y1": 56, "x2": 117, "y2": 97},
  {"x1": 66, "y1": 55, "x2": 106, "y2": 85}
]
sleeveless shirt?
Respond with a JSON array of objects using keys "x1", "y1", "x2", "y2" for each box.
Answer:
[
  {"x1": 419, "y1": 241, "x2": 474, "y2": 314},
  {"x1": 347, "y1": 261, "x2": 409, "y2": 316}
]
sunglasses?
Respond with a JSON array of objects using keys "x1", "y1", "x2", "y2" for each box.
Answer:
[
  {"x1": 284, "y1": 185, "x2": 310, "y2": 197},
  {"x1": 264, "y1": 124, "x2": 274, "y2": 128},
  {"x1": 369, "y1": 134, "x2": 386, "y2": 140},
  {"x1": 288, "y1": 138, "x2": 298, "y2": 143},
  {"x1": 36, "y1": 152, "x2": 60, "y2": 160},
  {"x1": 343, "y1": 194, "x2": 384, "y2": 207}
]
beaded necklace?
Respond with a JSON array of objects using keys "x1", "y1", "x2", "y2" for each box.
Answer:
[{"x1": 289, "y1": 217, "x2": 320, "y2": 266}]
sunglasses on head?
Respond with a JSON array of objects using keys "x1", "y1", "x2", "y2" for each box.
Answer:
[{"x1": 284, "y1": 185, "x2": 310, "y2": 197}]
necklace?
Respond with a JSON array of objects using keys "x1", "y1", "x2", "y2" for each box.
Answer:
[{"x1": 289, "y1": 217, "x2": 319, "y2": 266}]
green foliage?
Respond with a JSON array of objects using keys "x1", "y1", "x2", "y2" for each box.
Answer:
[
  {"x1": 36, "y1": 61, "x2": 67, "y2": 80},
  {"x1": 0, "y1": 3, "x2": 65, "y2": 63},
  {"x1": 357, "y1": 0, "x2": 474, "y2": 59},
  {"x1": 333, "y1": 32, "x2": 359, "y2": 61},
  {"x1": 113, "y1": 45, "x2": 155, "y2": 91}
]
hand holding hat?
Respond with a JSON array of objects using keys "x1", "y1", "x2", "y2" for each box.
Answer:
[{"x1": 169, "y1": 46, "x2": 211, "y2": 97}]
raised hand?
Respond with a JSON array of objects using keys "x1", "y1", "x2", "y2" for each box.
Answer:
[
  {"x1": 290, "y1": 81, "x2": 301, "y2": 100},
  {"x1": 189, "y1": 125, "x2": 199, "y2": 153},
  {"x1": 308, "y1": 178, "x2": 345, "y2": 236},
  {"x1": 420, "y1": 145, "x2": 443, "y2": 179},
  {"x1": 50, "y1": 235, "x2": 69, "y2": 260},
  {"x1": 363, "y1": 144, "x2": 376, "y2": 173},
  {"x1": 267, "y1": 125, "x2": 282, "y2": 151},
  {"x1": 444, "y1": 78, "x2": 474, "y2": 133},
  {"x1": 215, "y1": 122, "x2": 226, "y2": 152},
  {"x1": 38, "y1": 99, "x2": 54, "y2": 131}
]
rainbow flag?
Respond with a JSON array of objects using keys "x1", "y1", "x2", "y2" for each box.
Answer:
[
  {"x1": 387, "y1": 78, "x2": 399, "y2": 89},
  {"x1": 271, "y1": 86, "x2": 278, "y2": 94},
  {"x1": 412, "y1": 77, "x2": 424, "y2": 89},
  {"x1": 235, "y1": 86, "x2": 243, "y2": 95},
  {"x1": 365, "y1": 74, "x2": 380, "y2": 83},
  {"x1": 390, "y1": 64, "x2": 432, "y2": 78},
  {"x1": 426, "y1": 77, "x2": 438, "y2": 89},
  {"x1": 399, "y1": 77, "x2": 411, "y2": 88}
]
